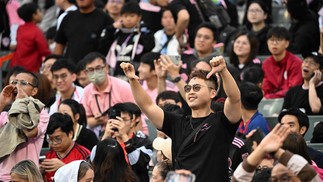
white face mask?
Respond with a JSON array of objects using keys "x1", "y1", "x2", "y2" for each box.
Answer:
[{"x1": 88, "y1": 69, "x2": 107, "y2": 85}]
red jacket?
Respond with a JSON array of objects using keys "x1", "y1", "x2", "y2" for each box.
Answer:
[
  {"x1": 262, "y1": 51, "x2": 303, "y2": 99},
  {"x1": 11, "y1": 22, "x2": 50, "y2": 72}
]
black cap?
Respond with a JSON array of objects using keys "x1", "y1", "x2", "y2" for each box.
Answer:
[
  {"x1": 302, "y1": 52, "x2": 323, "y2": 69},
  {"x1": 278, "y1": 108, "x2": 309, "y2": 134}
]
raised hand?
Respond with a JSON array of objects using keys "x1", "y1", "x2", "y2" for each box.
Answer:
[
  {"x1": 154, "y1": 59, "x2": 167, "y2": 79},
  {"x1": 15, "y1": 85, "x2": 28, "y2": 99},
  {"x1": 120, "y1": 62, "x2": 139, "y2": 80},
  {"x1": 207, "y1": 56, "x2": 227, "y2": 79},
  {"x1": 309, "y1": 70, "x2": 322, "y2": 85},
  {"x1": 159, "y1": 55, "x2": 182, "y2": 79},
  {"x1": 258, "y1": 124, "x2": 290, "y2": 154},
  {"x1": 0, "y1": 85, "x2": 16, "y2": 107}
]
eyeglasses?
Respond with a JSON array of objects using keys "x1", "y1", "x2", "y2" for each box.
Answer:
[
  {"x1": 85, "y1": 65, "x2": 106, "y2": 74},
  {"x1": 10, "y1": 80, "x2": 36, "y2": 87},
  {"x1": 184, "y1": 84, "x2": 214, "y2": 93},
  {"x1": 303, "y1": 59, "x2": 319, "y2": 67},
  {"x1": 268, "y1": 38, "x2": 284, "y2": 44},
  {"x1": 248, "y1": 9, "x2": 264, "y2": 14},
  {"x1": 269, "y1": 174, "x2": 292, "y2": 182},
  {"x1": 52, "y1": 73, "x2": 69, "y2": 81},
  {"x1": 46, "y1": 136, "x2": 62, "y2": 144}
]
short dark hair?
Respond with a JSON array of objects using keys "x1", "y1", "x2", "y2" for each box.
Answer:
[
  {"x1": 81, "y1": 52, "x2": 106, "y2": 67},
  {"x1": 43, "y1": 54, "x2": 64, "y2": 63},
  {"x1": 140, "y1": 52, "x2": 160, "y2": 71},
  {"x1": 121, "y1": 1, "x2": 141, "y2": 15},
  {"x1": 156, "y1": 91, "x2": 181, "y2": 105},
  {"x1": 50, "y1": 59, "x2": 76, "y2": 73},
  {"x1": 17, "y1": 3, "x2": 38, "y2": 22},
  {"x1": 112, "y1": 102, "x2": 142, "y2": 119},
  {"x1": 267, "y1": 26, "x2": 290, "y2": 41},
  {"x1": 240, "y1": 82, "x2": 263, "y2": 110},
  {"x1": 195, "y1": 22, "x2": 218, "y2": 41},
  {"x1": 162, "y1": 104, "x2": 184, "y2": 114},
  {"x1": 241, "y1": 66, "x2": 264, "y2": 85},
  {"x1": 278, "y1": 108, "x2": 309, "y2": 135},
  {"x1": 47, "y1": 113, "x2": 74, "y2": 136},
  {"x1": 75, "y1": 59, "x2": 87, "y2": 75},
  {"x1": 17, "y1": 70, "x2": 39, "y2": 88},
  {"x1": 190, "y1": 69, "x2": 218, "y2": 90}
]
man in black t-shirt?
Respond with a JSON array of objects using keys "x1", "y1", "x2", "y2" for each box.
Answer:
[
  {"x1": 283, "y1": 52, "x2": 323, "y2": 115},
  {"x1": 120, "y1": 56, "x2": 241, "y2": 182},
  {"x1": 54, "y1": 0, "x2": 113, "y2": 64}
]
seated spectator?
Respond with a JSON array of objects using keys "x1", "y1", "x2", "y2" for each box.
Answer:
[
  {"x1": 286, "y1": 0, "x2": 320, "y2": 55},
  {"x1": 278, "y1": 108, "x2": 323, "y2": 168},
  {"x1": 152, "y1": 137, "x2": 172, "y2": 163},
  {"x1": 101, "y1": 102, "x2": 153, "y2": 182},
  {"x1": 229, "y1": 31, "x2": 261, "y2": 79},
  {"x1": 262, "y1": 27, "x2": 303, "y2": 99},
  {"x1": 10, "y1": 160, "x2": 44, "y2": 182},
  {"x1": 156, "y1": 90, "x2": 182, "y2": 108},
  {"x1": 283, "y1": 52, "x2": 323, "y2": 115},
  {"x1": 34, "y1": 73, "x2": 54, "y2": 109},
  {"x1": 41, "y1": 113, "x2": 90, "y2": 182},
  {"x1": 152, "y1": 7, "x2": 180, "y2": 55},
  {"x1": 90, "y1": 138, "x2": 137, "y2": 182},
  {"x1": 233, "y1": 124, "x2": 321, "y2": 182},
  {"x1": 241, "y1": 66, "x2": 264, "y2": 89},
  {"x1": 58, "y1": 99, "x2": 99, "y2": 150},
  {"x1": 238, "y1": 82, "x2": 270, "y2": 135},
  {"x1": 10, "y1": 3, "x2": 51, "y2": 72},
  {"x1": 103, "y1": 0, "x2": 124, "y2": 22},
  {"x1": 245, "y1": 0, "x2": 271, "y2": 55},
  {"x1": 0, "y1": 71, "x2": 49, "y2": 181},
  {"x1": 54, "y1": 160, "x2": 94, "y2": 182},
  {"x1": 151, "y1": 161, "x2": 173, "y2": 182},
  {"x1": 40, "y1": 54, "x2": 64, "y2": 91},
  {"x1": 49, "y1": 59, "x2": 84, "y2": 115},
  {"x1": 75, "y1": 59, "x2": 90, "y2": 88}
]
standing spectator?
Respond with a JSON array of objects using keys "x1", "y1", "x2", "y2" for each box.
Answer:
[
  {"x1": 54, "y1": 0, "x2": 113, "y2": 64},
  {"x1": 10, "y1": 3, "x2": 51, "y2": 72},
  {"x1": 104, "y1": 0, "x2": 124, "y2": 22},
  {"x1": 229, "y1": 31, "x2": 261, "y2": 79},
  {"x1": 283, "y1": 52, "x2": 323, "y2": 115},
  {"x1": 40, "y1": 54, "x2": 64, "y2": 91},
  {"x1": 245, "y1": 0, "x2": 271, "y2": 55},
  {"x1": 152, "y1": 8, "x2": 180, "y2": 55},
  {"x1": 286, "y1": 0, "x2": 320, "y2": 55},
  {"x1": 99, "y1": 1, "x2": 155, "y2": 78},
  {"x1": 56, "y1": 0, "x2": 77, "y2": 30},
  {"x1": 120, "y1": 55, "x2": 241, "y2": 181},
  {"x1": 262, "y1": 27, "x2": 303, "y2": 99},
  {"x1": 80, "y1": 52, "x2": 136, "y2": 138},
  {"x1": 41, "y1": 113, "x2": 90, "y2": 182},
  {"x1": 102, "y1": 102, "x2": 153, "y2": 182},
  {"x1": 0, "y1": 71, "x2": 49, "y2": 181},
  {"x1": 10, "y1": 160, "x2": 44, "y2": 182}
]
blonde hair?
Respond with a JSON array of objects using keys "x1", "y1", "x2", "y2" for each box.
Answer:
[{"x1": 10, "y1": 160, "x2": 44, "y2": 182}]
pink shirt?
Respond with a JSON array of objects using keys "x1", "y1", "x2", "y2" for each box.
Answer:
[
  {"x1": 141, "y1": 80, "x2": 178, "y2": 103},
  {"x1": 0, "y1": 109, "x2": 49, "y2": 181}
]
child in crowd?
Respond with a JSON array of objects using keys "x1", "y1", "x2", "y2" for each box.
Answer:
[{"x1": 10, "y1": 3, "x2": 50, "y2": 72}]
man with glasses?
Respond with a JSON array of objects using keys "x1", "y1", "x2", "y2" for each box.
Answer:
[
  {"x1": 102, "y1": 102, "x2": 153, "y2": 182},
  {"x1": 262, "y1": 26, "x2": 303, "y2": 99},
  {"x1": 41, "y1": 113, "x2": 90, "y2": 182},
  {"x1": 81, "y1": 52, "x2": 134, "y2": 138},
  {"x1": 121, "y1": 56, "x2": 241, "y2": 181},
  {"x1": 283, "y1": 52, "x2": 323, "y2": 115},
  {"x1": 0, "y1": 71, "x2": 49, "y2": 181},
  {"x1": 49, "y1": 59, "x2": 84, "y2": 115}
]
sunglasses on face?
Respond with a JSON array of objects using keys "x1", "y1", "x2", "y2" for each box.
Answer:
[{"x1": 184, "y1": 84, "x2": 214, "y2": 93}]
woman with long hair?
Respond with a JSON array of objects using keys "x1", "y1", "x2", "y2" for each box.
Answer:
[
  {"x1": 91, "y1": 138, "x2": 138, "y2": 182},
  {"x1": 229, "y1": 31, "x2": 261, "y2": 79},
  {"x1": 10, "y1": 160, "x2": 44, "y2": 182},
  {"x1": 58, "y1": 99, "x2": 98, "y2": 151}
]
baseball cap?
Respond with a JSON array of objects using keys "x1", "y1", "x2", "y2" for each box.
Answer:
[{"x1": 302, "y1": 52, "x2": 323, "y2": 69}]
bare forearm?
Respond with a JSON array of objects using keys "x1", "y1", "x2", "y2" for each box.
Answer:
[
  {"x1": 54, "y1": 43, "x2": 64, "y2": 55},
  {"x1": 0, "y1": 103, "x2": 6, "y2": 112},
  {"x1": 175, "y1": 10, "x2": 189, "y2": 39},
  {"x1": 221, "y1": 68, "x2": 240, "y2": 103},
  {"x1": 130, "y1": 79, "x2": 154, "y2": 108},
  {"x1": 157, "y1": 78, "x2": 166, "y2": 94},
  {"x1": 309, "y1": 83, "x2": 322, "y2": 113}
]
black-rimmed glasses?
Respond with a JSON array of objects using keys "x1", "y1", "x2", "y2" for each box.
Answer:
[{"x1": 85, "y1": 65, "x2": 106, "y2": 74}]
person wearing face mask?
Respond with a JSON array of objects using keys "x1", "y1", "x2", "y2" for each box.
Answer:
[{"x1": 81, "y1": 52, "x2": 136, "y2": 139}]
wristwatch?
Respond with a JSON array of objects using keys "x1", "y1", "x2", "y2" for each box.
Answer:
[{"x1": 171, "y1": 76, "x2": 181, "y2": 83}]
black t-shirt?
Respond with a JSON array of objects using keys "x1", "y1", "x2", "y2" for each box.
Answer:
[
  {"x1": 76, "y1": 126, "x2": 98, "y2": 151},
  {"x1": 283, "y1": 83, "x2": 323, "y2": 115},
  {"x1": 55, "y1": 9, "x2": 113, "y2": 63},
  {"x1": 169, "y1": 0, "x2": 202, "y2": 48},
  {"x1": 162, "y1": 111, "x2": 239, "y2": 182}
]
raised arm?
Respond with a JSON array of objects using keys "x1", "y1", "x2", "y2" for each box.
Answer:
[
  {"x1": 208, "y1": 56, "x2": 241, "y2": 123},
  {"x1": 0, "y1": 85, "x2": 15, "y2": 112},
  {"x1": 121, "y1": 62, "x2": 164, "y2": 129},
  {"x1": 309, "y1": 70, "x2": 322, "y2": 113}
]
